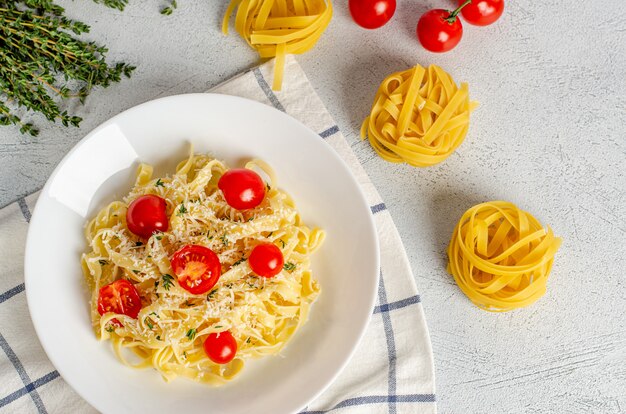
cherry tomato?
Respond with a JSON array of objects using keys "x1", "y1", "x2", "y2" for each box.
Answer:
[
  {"x1": 249, "y1": 243, "x2": 284, "y2": 278},
  {"x1": 97, "y1": 279, "x2": 142, "y2": 326},
  {"x1": 218, "y1": 169, "x2": 266, "y2": 210},
  {"x1": 460, "y1": 0, "x2": 504, "y2": 26},
  {"x1": 171, "y1": 245, "x2": 221, "y2": 295},
  {"x1": 126, "y1": 194, "x2": 169, "y2": 239},
  {"x1": 203, "y1": 331, "x2": 237, "y2": 364},
  {"x1": 417, "y1": 9, "x2": 463, "y2": 53},
  {"x1": 349, "y1": 0, "x2": 396, "y2": 29}
]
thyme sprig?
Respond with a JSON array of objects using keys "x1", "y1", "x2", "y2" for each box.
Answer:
[{"x1": 0, "y1": 0, "x2": 134, "y2": 136}]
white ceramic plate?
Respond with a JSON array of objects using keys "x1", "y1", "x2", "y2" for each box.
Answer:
[{"x1": 24, "y1": 94, "x2": 379, "y2": 414}]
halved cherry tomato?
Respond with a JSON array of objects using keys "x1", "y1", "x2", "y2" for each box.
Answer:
[
  {"x1": 171, "y1": 245, "x2": 221, "y2": 295},
  {"x1": 460, "y1": 0, "x2": 504, "y2": 26},
  {"x1": 97, "y1": 279, "x2": 142, "y2": 326},
  {"x1": 217, "y1": 169, "x2": 266, "y2": 210},
  {"x1": 203, "y1": 331, "x2": 237, "y2": 364},
  {"x1": 249, "y1": 243, "x2": 284, "y2": 278},
  {"x1": 126, "y1": 194, "x2": 169, "y2": 239}
]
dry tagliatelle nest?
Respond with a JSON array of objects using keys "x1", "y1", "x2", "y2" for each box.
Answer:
[{"x1": 361, "y1": 64, "x2": 478, "y2": 167}]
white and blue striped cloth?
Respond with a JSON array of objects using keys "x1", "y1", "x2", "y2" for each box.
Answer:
[{"x1": 0, "y1": 56, "x2": 436, "y2": 413}]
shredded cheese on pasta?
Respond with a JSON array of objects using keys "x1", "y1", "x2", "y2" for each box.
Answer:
[
  {"x1": 222, "y1": 0, "x2": 333, "y2": 91},
  {"x1": 81, "y1": 151, "x2": 324, "y2": 384},
  {"x1": 361, "y1": 64, "x2": 478, "y2": 167},
  {"x1": 447, "y1": 201, "x2": 561, "y2": 312}
]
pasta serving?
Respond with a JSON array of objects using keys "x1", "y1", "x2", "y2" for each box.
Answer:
[{"x1": 81, "y1": 150, "x2": 324, "y2": 384}]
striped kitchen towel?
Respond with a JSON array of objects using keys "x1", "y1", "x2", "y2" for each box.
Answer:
[{"x1": 0, "y1": 55, "x2": 436, "y2": 414}]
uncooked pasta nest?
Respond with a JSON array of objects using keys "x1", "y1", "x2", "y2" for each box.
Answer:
[
  {"x1": 447, "y1": 201, "x2": 562, "y2": 312},
  {"x1": 222, "y1": 0, "x2": 333, "y2": 91},
  {"x1": 361, "y1": 64, "x2": 478, "y2": 167}
]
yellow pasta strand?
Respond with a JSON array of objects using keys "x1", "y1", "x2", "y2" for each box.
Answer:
[
  {"x1": 447, "y1": 201, "x2": 562, "y2": 312},
  {"x1": 222, "y1": 0, "x2": 333, "y2": 91},
  {"x1": 82, "y1": 151, "x2": 324, "y2": 385},
  {"x1": 361, "y1": 64, "x2": 478, "y2": 167}
]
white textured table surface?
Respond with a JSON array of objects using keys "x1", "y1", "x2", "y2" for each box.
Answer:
[{"x1": 1, "y1": 1, "x2": 625, "y2": 413}]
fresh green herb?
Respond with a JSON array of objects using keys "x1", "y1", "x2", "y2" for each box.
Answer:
[
  {"x1": 267, "y1": 232, "x2": 274, "y2": 237},
  {"x1": 185, "y1": 300, "x2": 193, "y2": 307},
  {"x1": 221, "y1": 233, "x2": 229, "y2": 246},
  {"x1": 225, "y1": 283, "x2": 234, "y2": 289},
  {"x1": 155, "y1": 178, "x2": 164, "y2": 187},
  {"x1": 232, "y1": 257, "x2": 246, "y2": 266},
  {"x1": 155, "y1": 234, "x2": 163, "y2": 240},
  {"x1": 247, "y1": 217, "x2": 254, "y2": 222},
  {"x1": 207, "y1": 290, "x2": 217, "y2": 300},
  {"x1": 132, "y1": 270, "x2": 140, "y2": 274},
  {"x1": 183, "y1": 351, "x2": 187, "y2": 358},
  {"x1": 154, "y1": 280, "x2": 159, "y2": 289},
  {"x1": 160, "y1": 0, "x2": 177, "y2": 15},
  {"x1": 162, "y1": 274, "x2": 174, "y2": 291},
  {"x1": 98, "y1": 259, "x2": 108, "y2": 266},
  {"x1": 246, "y1": 337, "x2": 251, "y2": 343},
  {"x1": 283, "y1": 262, "x2": 296, "y2": 272},
  {"x1": 105, "y1": 325, "x2": 115, "y2": 333},
  {"x1": 266, "y1": 183, "x2": 271, "y2": 191},
  {"x1": 0, "y1": 1, "x2": 134, "y2": 136},
  {"x1": 207, "y1": 232, "x2": 213, "y2": 240},
  {"x1": 177, "y1": 203, "x2": 188, "y2": 216},
  {"x1": 156, "y1": 335, "x2": 162, "y2": 341},
  {"x1": 186, "y1": 328, "x2": 196, "y2": 341},
  {"x1": 279, "y1": 239, "x2": 286, "y2": 248},
  {"x1": 135, "y1": 241, "x2": 143, "y2": 247},
  {"x1": 145, "y1": 317, "x2": 154, "y2": 330},
  {"x1": 214, "y1": 325, "x2": 223, "y2": 329},
  {"x1": 149, "y1": 312, "x2": 159, "y2": 318}
]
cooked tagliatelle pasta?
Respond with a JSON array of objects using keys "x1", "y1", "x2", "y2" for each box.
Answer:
[
  {"x1": 81, "y1": 151, "x2": 324, "y2": 384},
  {"x1": 222, "y1": 0, "x2": 333, "y2": 91},
  {"x1": 361, "y1": 64, "x2": 478, "y2": 167},
  {"x1": 447, "y1": 201, "x2": 561, "y2": 312}
]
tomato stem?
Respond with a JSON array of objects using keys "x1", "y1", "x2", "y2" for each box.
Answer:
[{"x1": 446, "y1": 0, "x2": 472, "y2": 23}]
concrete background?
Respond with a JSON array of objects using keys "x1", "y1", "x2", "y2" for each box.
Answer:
[{"x1": 1, "y1": 0, "x2": 625, "y2": 412}]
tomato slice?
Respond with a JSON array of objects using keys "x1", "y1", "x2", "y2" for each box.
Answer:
[
  {"x1": 126, "y1": 194, "x2": 169, "y2": 239},
  {"x1": 203, "y1": 331, "x2": 237, "y2": 364},
  {"x1": 217, "y1": 169, "x2": 266, "y2": 210},
  {"x1": 97, "y1": 279, "x2": 142, "y2": 325},
  {"x1": 171, "y1": 245, "x2": 221, "y2": 295},
  {"x1": 249, "y1": 243, "x2": 284, "y2": 278}
]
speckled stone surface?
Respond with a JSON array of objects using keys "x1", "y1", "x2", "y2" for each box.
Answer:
[{"x1": 1, "y1": 1, "x2": 625, "y2": 412}]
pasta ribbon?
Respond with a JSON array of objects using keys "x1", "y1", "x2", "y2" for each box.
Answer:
[
  {"x1": 447, "y1": 201, "x2": 562, "y2": 312},
  {"x1": 361, "y1": 64, "x2": 478, "y2": 167},
  {"x1": 222, "y1": 0, "x2": 333, "y2": 91}
]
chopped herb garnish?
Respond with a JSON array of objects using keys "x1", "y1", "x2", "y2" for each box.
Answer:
[
  {"x1": 225, "y1": 283, "x2": 234, "y2": 289},
  {"x1": 135, "y1": 241, "x2": 143, "y2": 247},
  {"x1": 155, "y1": 234, "x2": 163, "y2": 241},
  {"x1": 149, "y1": 312, "x2": 159, "y2": 318},
  {"x1": 186, "y1": 328, "x2": 196, "y2": 341},
  {"x1": 214, "y1": 325, "x2": 223, "y2": 329},
  {"x1": 105, "y1": 326, "x2": 115, "y2": 333},
  {"x1": 283, "y1": 262, "x2": 296, "y2": 272},
  {"x1": 279, "y1": 239, "x2": 286, "y2": 248},
  {"x1": 183, "y1": 351, "x2": 187, "y2": 358},
  {"x1": 154, "y1": 280, "x2": 159, "y2": 289},
  {"x1": 145, "y1": 317, "x2": 154, "y2": 330},
  {"x1": 177, "y1": 204, "x2": 187, "y2": 216},
  {"x1": 156, "y1": 335, "x2": 162, "y2": 341},
  {"x1": 155, "y1": 178, "x2": 165, "y2": 187},
  {"x1": 247, "y1": 217, "x2": 254, "y2": 222},
  {"x1": 162, "y1": 274, "x2": 174, "y2": 291},
  {"x1": 220, "y1": 233, "x2": 229, "y2": 246},
  {"x1": 267, "y1": 231, "x2": 274, "y2": 237},
  {"x1": 185, "y1": 300, "x2": 193, "y2": 307},
  {"x1": 232, "y1": 257, "x2": 246, "y2": 266},
  {"x1": 207, "y1": 290, "x2": 217, "y2": 300},
  {"x1": 266, "y1": 183, "x2": 271, "y2": 191},
  {"x1": 246, "y1": 337, "x2": 251, "y2": 343},
  {"x1": 132, "y1": 270, "x2": 140, "y2": 274},
  {"x1": 98, "y1": 259, "x2": 108, "y2": 266}
]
